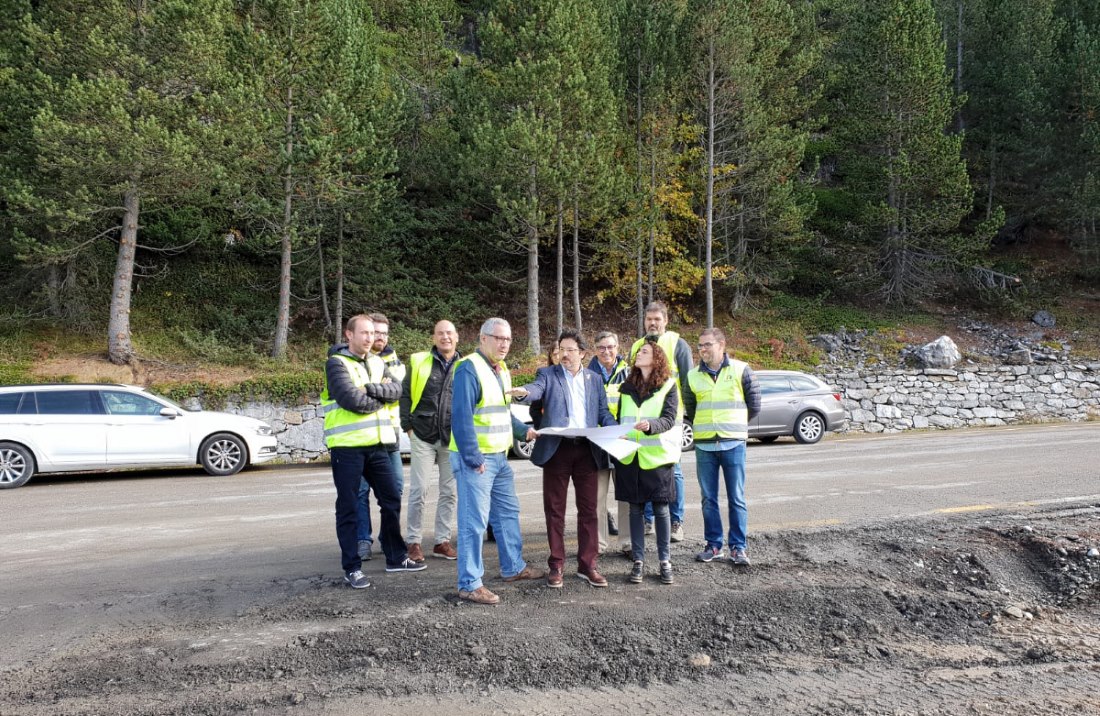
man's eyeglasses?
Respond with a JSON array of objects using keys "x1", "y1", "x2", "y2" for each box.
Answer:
[
  {"x1": 374, "y1": 331, "x2": 388, "y2": 337},
  {"x1": 560, "y1": 347, "x2": 581, "y2": 354},
  {"x1": 485, "y1": 334, "x2": 513, "y2": 343},
  {"x1": 595, "y1": 345, "x2": 617, "y2": 352},
  {"x1": 698, "y1": 342, "x2": 717, "y2": 349}
]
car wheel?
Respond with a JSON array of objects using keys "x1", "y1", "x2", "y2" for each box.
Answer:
[
  {"x1": 680, "y1": 422, "x2": 694, "y2": 452},
  {"x1": 793, "y1": 412, "x2": 825, "y2": 444},
  {"x1": 199, "y1": 433, "x2": 248, "y2": 476},
  {"x1": 0, "y1": 442, "x2": 35, "y2": 489},
  {"x1": 512, "y1": 436, "x2": 535, "y2": 460},
  {"x1": 756, "y1": 435, "x2": 779, "y2": 444}
]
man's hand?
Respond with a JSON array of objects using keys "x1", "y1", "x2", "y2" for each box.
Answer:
[
  {"x1": 507, "y1": 387, "x2": 528, "y2": 399},
  {"x1": 633, "y1": 419, "x2": 650, "y2": 433},
  {"x1": 525, "y1": 427, "x2": 538, "y2": 441},
  {"x1": 475, "y1": 463, "x2": 486, "y2": 474}
]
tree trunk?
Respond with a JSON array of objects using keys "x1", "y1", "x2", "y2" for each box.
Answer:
[
  {"x1": 635, "y1": 240, "x2": 644, "y2": 337},
  {"x1": 986, "y1": 143, "x2": 996, "y2": 221},
  {"x1": 107, "y1": 188, "x2": 140, "y2": 365},
  {"x1": 955, "y1": 0, "x2": 964, "y2": 133},
  {"x1": 703, "y1": 35, "x2": 716, "y2": 328},
  {"x1": 571, "y1": 187, "x2": 582, "y2": 331},
  {"x1": 46, "y1": 263, "x2": 62, "y2": 318},
  {"x1": 334, "y1": 213, "x2": 344, "y2": 344},
  {"x1": 556, "y1": 197, "x2": 564, "y2": 337},
  {"x1": 526, "y1": 164, "x2": 541, "y2": 356},
  {"x1": 272, "y1": 85, "x2": 294, "y2": 360},
  {"x1": 648, "y1": 145, "x2": 656, "y2": 304},
  {"x1": 318, "y1": 229, "x2": 331, "y2": 334}
]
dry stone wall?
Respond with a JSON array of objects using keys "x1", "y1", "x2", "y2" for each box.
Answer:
[
  {"x1": 188, "y1": 361, "x2": 1100, "y2": 460},
  {"x1": 822, "y1": 362, "x2": 1100, "y2": 434}
]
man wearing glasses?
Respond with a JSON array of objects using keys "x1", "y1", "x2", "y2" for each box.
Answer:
[
  {"x1": 355, "y1": 313, "x2": 406, "y2": 562},
  {"x1": 588, "y1": 331, "x2": 630, "y2": 554},
  {"x1": 449, "y1": 318, "x2": 544, "y2": 604},
  {"x1": 511, "y1": 329, "x2": 618, "y2": 589},
  {"x1": 683, "y1": 327, "x2": 761, "y2": 566}
]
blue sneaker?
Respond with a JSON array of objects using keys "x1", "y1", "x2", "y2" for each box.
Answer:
[
  {"x1": 695, "y1": 545, "x2": 723, "y2": 563},
  {"x1": 729, "y1": 547, "x2": 751, "y2": 566},
  {"x1": 344, "y1": 570, "x2": 370, "y2": 589}
]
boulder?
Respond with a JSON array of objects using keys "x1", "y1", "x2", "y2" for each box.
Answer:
[
  {"x1": 1031, "y1": 310, "x2": 1056, "y2": 328},
  {"x1": 1004, "y1": 347, "x2": 1032, "y2": 365},
  {"x1": 913, "y1": 336, "x2": 961, "y2": 369}
]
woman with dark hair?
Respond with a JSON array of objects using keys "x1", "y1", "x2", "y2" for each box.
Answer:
[{"x1": 613, "y1": 338, "x2": 681, "y2": 585}]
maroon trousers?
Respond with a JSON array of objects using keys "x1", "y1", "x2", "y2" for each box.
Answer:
[{"x1": 542, "y1": 438, "x2": 600, "y2": 575}]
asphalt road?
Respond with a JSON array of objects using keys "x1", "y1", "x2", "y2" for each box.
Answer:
[{"x1": 3, "y1": 422, "x2": 1099, "y2": 669}]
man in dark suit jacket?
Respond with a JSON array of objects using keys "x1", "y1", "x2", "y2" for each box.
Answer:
[{"x1": 511, "y1": 328, "x2": 618, "y2": 588}]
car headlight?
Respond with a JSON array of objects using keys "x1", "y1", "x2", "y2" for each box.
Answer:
[{"x1": 255, "y1": 424, "x2": 274, "y2": 436}]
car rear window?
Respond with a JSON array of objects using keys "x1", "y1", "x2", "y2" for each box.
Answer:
[
  {"x1": 0, "y1": 392, "x2": 23, "y2": 414},
  {"x1": 790, "y1": 376, "x2": 821, "y2": 391},
  {"x1": 33, "y1": 390, "x2": 104, "y2": 415},
  {"x1": 759, "y1": 377, "x2": 792, "y2": 395}
]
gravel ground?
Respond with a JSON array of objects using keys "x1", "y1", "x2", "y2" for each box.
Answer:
[{"x1": 3, "y1": 503, "x2": 1099, "y2": 715}]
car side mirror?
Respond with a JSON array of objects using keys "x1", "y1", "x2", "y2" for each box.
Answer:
[{"x1": 160, "y1": 407, "x2": 181, "y2": 419}]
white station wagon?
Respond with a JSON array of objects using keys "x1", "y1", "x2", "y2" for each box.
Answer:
[{"x1": 0, "y1": 384, "x2": 278, "y2": 489}]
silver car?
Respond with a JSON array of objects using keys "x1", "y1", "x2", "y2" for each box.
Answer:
[{"x1": 681, "y1": 369, "x2": 847, "y2": 448}]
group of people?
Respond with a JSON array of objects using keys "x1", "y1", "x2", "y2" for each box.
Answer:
[{"x1": 321, "y1": 302, "x2": 761, "y2": 604}]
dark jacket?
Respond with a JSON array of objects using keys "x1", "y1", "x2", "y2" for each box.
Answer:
[
  {"x1": 682, "y1": 356, "x2": 762, "y2": 443},
  {"x1": 612, "y1": 380, "x2": 679, "y2": 503},
  {"x1": 399, "y1": 347, "x2": 462, "y2": 444},
  {"x1": 325, "y1": 344, "x2": 402, "y2": 414},
  {"x1": 517, "y1": 364, "x2": 617, "y2": 469}
]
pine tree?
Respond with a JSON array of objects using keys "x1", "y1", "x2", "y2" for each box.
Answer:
[
  {"x1": 233, "y1": 0, "x2": 398, "y2": 359},
  {"x1": 12, "y1": 0, "x2": 239, "y2": 363},
  {"x1": 688, "y1": 0, "x2": 821, "y2": 322},
  {"x1": 833, "y1": 0, "x2": 974, "y2": 304}
]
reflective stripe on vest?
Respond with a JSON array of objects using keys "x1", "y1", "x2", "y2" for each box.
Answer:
[
  {"x1": 321, "y1": 354, "x2": 397, "y2": 448},
  {"x1": 617, "y1": 378, "x2": 681, "y2": 470},
  {"x1": 408, "y1": 351, "x2": 433, "y2": 414},
  {"x1": 448, "y1": 353, "x2": 513, "y2": 454},
  {"x1": 687, "y1": 359, "x2": 749, "y2": 440}
]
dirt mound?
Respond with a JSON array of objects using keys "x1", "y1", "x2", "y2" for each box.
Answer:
[{"x1": 3, "y1": 505, "x2": 1098, "y2": 715}]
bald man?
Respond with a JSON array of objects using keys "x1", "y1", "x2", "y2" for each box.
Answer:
[{"x1": 399, "y1": 320, "x2": 463, "y2": 561}]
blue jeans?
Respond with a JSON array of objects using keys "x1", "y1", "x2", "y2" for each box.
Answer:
[
  {"x1": 645, "y1": 462, "x2": 685, "y2": 524},
  {"x1": 450, "y1": 451, "x2": 527, "y2": 592},
  {"x1": 330, "y1": 446, "x2": 406, "y2": 572},
  {"x1": 630, "y1": 501, "x2": 670, "y2": 563},
  {"x1": 695, "y1": 441, "x2": 747, "y2": 550},
  {"x1": 357, "y1": 449, "x2": 404, "y2": 544}
]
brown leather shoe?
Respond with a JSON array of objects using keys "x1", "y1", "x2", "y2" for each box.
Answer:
[
  {"x1": 578, "y1": 569, "x2": 609, "y2": 588},
  {"x1": 458, "y1": 586, "x2": 500, "y2": 605},
  {"x1": 407, "y1": 543, "x2": 425, "y2": 563},
  {"x1": 432, "y1": 541, "x2": 457, "y2": 560},
  {"x1": 547, "y1": 569, "x2": 564, "y2": 588},
  {"x1": 501, "y1": 565, "x2": 546, "y2": 582}
]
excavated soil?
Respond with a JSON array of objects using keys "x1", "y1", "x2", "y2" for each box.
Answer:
[{"x1": 2, "y1": 504, "x2": 1099, "y2": 715}]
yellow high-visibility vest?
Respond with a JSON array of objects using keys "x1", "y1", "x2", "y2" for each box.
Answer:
[
  {"x1": 686, "y1": 359, "x2": 749, "y2": 441},
  {"x1": 321, "y1": 354, "x2": 397, "y2": 449},
  {"x1": 618, "y1": 378, "x2": 681, "y2": 470},
  {"x1": 378, "y1": 350, "x2": 405, "y2": 434},
  {"x1": 448, "y1": 352, "x2": 513, "y2": 455}
]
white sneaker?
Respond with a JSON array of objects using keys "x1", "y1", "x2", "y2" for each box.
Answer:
[{"x1": 670, "y1": 521, "x2": 684, "y2": 542}]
